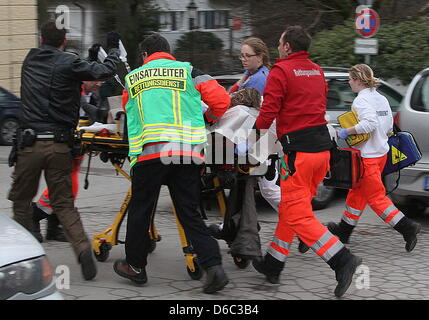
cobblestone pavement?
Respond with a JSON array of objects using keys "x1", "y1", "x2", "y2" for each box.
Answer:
[{"x1": 42, "y1": 198, "x2": 429, "y2": 301}]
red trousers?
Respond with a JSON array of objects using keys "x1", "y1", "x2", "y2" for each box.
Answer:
[
  {"x1": 268, "y1": 151, "x2": 344, "y2": 263},
  {"x1": 341, "y1": 154, "x2": 404, "y2": 228},
  {"x1": 36, "y1": 156, "x2": 84, "y2": 214}
]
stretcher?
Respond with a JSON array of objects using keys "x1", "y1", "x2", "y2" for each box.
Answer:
[
  {"x1": 74, "y1": 126, "x2": 240, "y2": 280},
  {"x1": 76, "y1": 129, "x2": 205, "y2": 279},
  {"x1": 75, "y1": 104, "x2": 281, "y2": 277}
]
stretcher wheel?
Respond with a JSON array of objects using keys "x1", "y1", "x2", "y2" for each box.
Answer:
[
  {"x1": 233, "y1": 256, "x2": 250, "y2": 269},
  {"x1": 94, "y1": 242, "x2": 112, "y2": 262},
  {"x1": 187, "y1": 257, "x2": 203, "y2": 280},
  {"x1": 148, "y1": 239, "x2": 157, "y2": 253}
]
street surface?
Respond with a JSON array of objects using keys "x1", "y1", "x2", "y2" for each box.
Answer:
[{"x1": 1, "y1": 145, "x2": 429, "y2": 301}]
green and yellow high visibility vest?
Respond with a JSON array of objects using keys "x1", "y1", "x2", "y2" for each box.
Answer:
[{"x1": 124, "y1": 58, "x2": 207, "y2": 163}]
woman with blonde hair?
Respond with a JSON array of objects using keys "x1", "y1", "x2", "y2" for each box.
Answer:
[
  {"x1": 230, "y1": 37, "x2": 271, "y2": 95},
  {"x1": 328, "y1": 64, "x2": 421, "y2": 252}
]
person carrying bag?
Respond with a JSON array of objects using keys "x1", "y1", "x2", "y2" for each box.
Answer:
[{"x1": 327, "y1": 64, "x2": 421, "y2": 253}]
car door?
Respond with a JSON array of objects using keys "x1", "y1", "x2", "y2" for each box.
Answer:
[
  {"x1": 0, "y1": 87, "x2": 21, "y2": 145},
  {"x1": 400, "y1": 69, "x2": 429, "y2": 162},
  {"x1": 325, "y1": 76, "x2": 403, "y2": 125},
  {"x1": 325, "y1": 76, "x2": 355, "y2": 126}
]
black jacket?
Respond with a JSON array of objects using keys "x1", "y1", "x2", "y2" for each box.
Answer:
[{"x1": 20, "y1": 45, "x2": 120, "y2": 132}]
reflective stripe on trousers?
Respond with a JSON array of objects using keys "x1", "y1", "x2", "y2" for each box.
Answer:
[
  {"x1": 379, "y1": 205, "x2": 404, "y2": 227},
  {"x1": 341, "y1": 205, "x2": 363, "y2": 226},
  {"x1": 37, "y1": 194, "x2": 53, "y2": 214},
  {"x1": 343, "y1": 155, "x2": 405, "y2": 228},
  {"x1": 310, "y1": 230, "x2": 344, "y2": 262},
  {"x1": 270, "y1": 151, "x2": 344, "y2": 264},
  {"x1": 267, "y1": 236, "x2": 292, "y2": 262}
]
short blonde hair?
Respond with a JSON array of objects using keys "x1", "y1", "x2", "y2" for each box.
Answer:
[{"x1": 349, "y1": 64, "x2": 380, "y2": 88}]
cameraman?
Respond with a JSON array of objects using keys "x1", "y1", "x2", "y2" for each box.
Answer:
[{"x1": 8, "y1": 21, "x2": 121, "y2": 281}]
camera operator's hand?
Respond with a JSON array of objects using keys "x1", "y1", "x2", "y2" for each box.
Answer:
[
  {"x1": 88, "y1": 43, "x2": 102, "y2": 62},
  {"x1": 107, "y1": 32, "x2": 121, "y2": 49}
]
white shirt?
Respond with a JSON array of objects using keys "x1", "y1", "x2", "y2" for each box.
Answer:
[{"x1": 352, "y1": 88, "x2": 393, "y2": 158}]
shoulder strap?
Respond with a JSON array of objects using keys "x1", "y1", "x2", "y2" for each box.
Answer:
[{"x1": 393, "y1": 123, "x2": 401, "y2": 133}]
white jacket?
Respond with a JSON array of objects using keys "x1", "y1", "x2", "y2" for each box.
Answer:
[{"x1": 352, "y1": 88, "x2": 393, "y2": 158}]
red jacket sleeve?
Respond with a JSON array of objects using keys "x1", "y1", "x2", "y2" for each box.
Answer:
[
  {"x1": 121, "y1": 90, "x2": 129, "y2": 112},
  {"x1": 229, "y1": 82, "x2": 239, "y2": 94},
  {"x1": 195, "y1": 77, "x2": 230, "y2": 124},
  {"x1": 255, "y1": 66, "x2": 285, "y2": 130}
]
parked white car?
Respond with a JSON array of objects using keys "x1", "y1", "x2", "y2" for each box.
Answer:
[
  {"x1": 385, "y1": 67, "x2": 429, "y2": 217},
  {"x1": 0, "y1": 212, "x2": 63, "y2": 300}
]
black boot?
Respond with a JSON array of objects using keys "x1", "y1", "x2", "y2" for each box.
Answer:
[
  {"x1": 298, "y1": 238, "x2": 310, "y2": 253},
  {"x1": 327, "y1": 220, "x2": 355, "y2": 244},
  {"x1": 252, "y1": 253, "x2": 284, "y2": 284},
  {"x1": 31, "y1": 202, "x2": 48, "y2": 243},
  {"x1": 203, "y1": 264, "x2": 229, "y2": 294},
  {"x1": 46, "y1": 214, "x2": 67, "y2": 242},
  {"x1": 328, "y1": 247, "x2": 362, "y2": 298},
  {"x1": 393, "y1": 216, "x2": 421, "y2": 252},
  {"x1": 79, "y1": 247, "x2": 97, "y2": 281}
]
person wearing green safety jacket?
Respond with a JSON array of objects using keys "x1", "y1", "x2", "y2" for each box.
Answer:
[{"x1": 113, "y1": 33, "x2": 231, "y2": 294}]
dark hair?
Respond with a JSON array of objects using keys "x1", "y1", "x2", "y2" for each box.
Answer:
[
  {"x1": 139, "y1": 33, "x2": 171, "y2": 56},
  {"x1": 40, "y1": 21, "x2": 67, "y2": 48},
  {"x1": 230, "y1": 88, "x2": 261, "y2": 110},
  {"x1": 281, "y1": 25, "x2": 311, "y2": 52}
]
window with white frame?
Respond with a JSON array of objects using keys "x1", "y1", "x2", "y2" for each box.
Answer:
[
  {"x1": 158, "y1": 11, "x2": 184, "y2": 31},
  {"x1": 198, "y1": 10, "x2": 229, "y2": 30}
]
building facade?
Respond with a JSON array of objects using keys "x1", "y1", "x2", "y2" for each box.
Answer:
[
  {"x1": 156, "y1": 0, "x2": 251, "y2": 53},
  {"x1": 42, "y1": 1, "x2": 99, "y2": 56},
  {"x1": 0, "y1": 0, "x2": 38, "y2": 96},
  {"x1": 0, "y1": 0, "x2": 250, "y2": 97}
]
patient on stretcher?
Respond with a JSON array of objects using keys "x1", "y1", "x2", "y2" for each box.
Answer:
[
  {"x1": 230, "y1": 87, "x2": 261, "y2": 110},
  {"x1": 207, "y1": 88, "x2": 281, "y2": 264}
]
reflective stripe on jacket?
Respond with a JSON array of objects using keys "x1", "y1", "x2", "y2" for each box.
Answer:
[{"x1": 125, "y1": 55, "x2": 206, "y2": 159}]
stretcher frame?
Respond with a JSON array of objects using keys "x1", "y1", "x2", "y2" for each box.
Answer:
[
  {"x1": 76, "y1": 129, "x2": 263, "y2": 278},
  {"x1": 76, "y1": 130, "x2": 207, "y2": 279}
]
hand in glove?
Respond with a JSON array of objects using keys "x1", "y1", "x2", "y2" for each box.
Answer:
[
  {"x1": 235, "y1": 141, "x2": 249, "y2": 156},
  {"x1": 338, "y1": 128, "x2": 349, "y2": 139},
  {"x1": 264, "y1": 155, "x2": 278, "y2": 181},
  {"x1": 88, "y1": 43, "x2": 102, "y2": 62},
  {"x1": 107, "y1": 31, "x2": 121, "y2": 49}
]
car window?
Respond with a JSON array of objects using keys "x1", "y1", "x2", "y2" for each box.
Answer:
[
  {"x1": 378, "y1": 84, "x2": 403, "y2": 112},
  {"x1": 326, "y1": 79, "x2": 356, "y2": 110},
  {"x1": 410, "y1": 74, "x2": 429, "y2": 113}
]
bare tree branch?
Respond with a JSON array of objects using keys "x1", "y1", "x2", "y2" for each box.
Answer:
[{"x1": 306, "y1": 10, "x2": 323, "y2": 32}]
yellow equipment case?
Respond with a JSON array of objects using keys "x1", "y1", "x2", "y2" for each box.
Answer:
[{"x1": 337, "y1": 110, "x2": 370, "y2": 146}]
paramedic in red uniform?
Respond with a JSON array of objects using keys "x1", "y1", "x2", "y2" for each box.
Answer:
[
  {"x1": 327, "y1": 64, "x2": 421, "y2": 252},
  {"x1": 252, "y1": 25, "x2": 362, "y2": 298}
]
